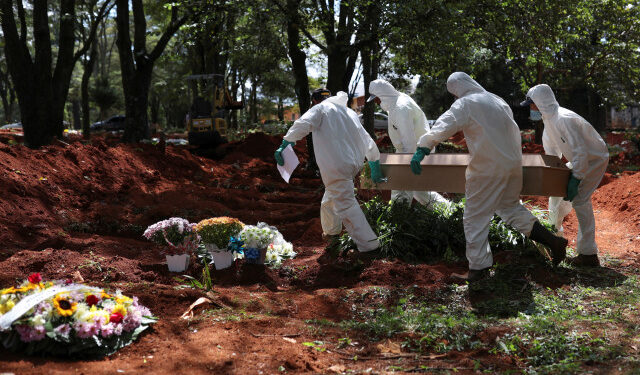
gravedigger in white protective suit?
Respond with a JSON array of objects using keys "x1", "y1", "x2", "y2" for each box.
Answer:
[
  {"x1": 274, "y1": 88, "x2": 383, "y2": 256},
  {"x1": 523, "y1": 84, "x2": 609, "y2": 267},
  {"x1": 410, "y1": 72, "x2": 568, "y2": 281},
  {"x1": 368, "y1": 79, "x2": 449, "y2": 208}
]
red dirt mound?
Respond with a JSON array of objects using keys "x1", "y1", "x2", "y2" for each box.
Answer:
[{"x1": 592, "y1": 171, "x2": 640, "y2": 230}]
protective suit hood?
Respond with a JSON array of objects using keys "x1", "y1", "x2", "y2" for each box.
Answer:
[
  {"x1": 325, "y1": 91, "x2": 349, "y2": 107},
  {"x1": 369, "y1": 79, "x2": 399, "y2": 112},
  {"x1": 446, "y1": 72, "x2": 485, "y2": 98},
  {"x1": 526, "y1": 84, "x2": 559, "y2": 117}
]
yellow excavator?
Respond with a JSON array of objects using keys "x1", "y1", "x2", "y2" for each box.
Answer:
[{"x1": 186, "y1": 74, "x2": 243, "y2": 148}]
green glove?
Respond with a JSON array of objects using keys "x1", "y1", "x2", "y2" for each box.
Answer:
[
  {"x1": 564, "y1": 173, "x2": 581, "y2": 202},
  {"x1": 369, "y1": 160, "x2": 384, "y2": 183},
  {"x1": 274, "y1": 139, "x2": 295, "y2": 166},
  {"x1": 410, "y1": 147, "x2": 431, "y2": 175}
]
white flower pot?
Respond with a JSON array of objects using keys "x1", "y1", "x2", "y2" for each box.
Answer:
[
  {"x1": 210, "y1": 250, "x2": 235, "y2": 270},
  {"x1": 166, "y1": 254, "x2": 190, "y2": 272},
  {"x1": 204, "y1": 243, "x2": 221, "y2": 252}
]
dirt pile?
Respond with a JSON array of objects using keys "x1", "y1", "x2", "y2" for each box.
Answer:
[
  {"x1": 592, "y1": 171, "x2": 640, "y2": 230},
  {"x1": 0, "y1": 133, "x2": 323, "y2": 261}
]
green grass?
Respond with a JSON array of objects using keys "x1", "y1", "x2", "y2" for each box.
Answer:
[{"x1": 334, "y1": 268, "x2": 640, "y2": 374}]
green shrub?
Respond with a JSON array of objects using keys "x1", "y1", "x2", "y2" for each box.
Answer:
[{"x1": 339, "y1": 197, "x2": 546, "y2": 261}]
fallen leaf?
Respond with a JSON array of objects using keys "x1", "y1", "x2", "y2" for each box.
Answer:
[
  {"x1": 283, "y1": 337, "x2": 297, "y2": 344},
  {"x1": 376, "y1": 339, "x2": 401, "y2": 354},
  {"x1": 327, "y1": 364, "x2": 346, "y2": 373},
  {"x1": 180, "y1": 297, "x2": 212, "y2": 319},
  {"x1": 72, "y1": 271, "x2": 84, "y2": 283}
]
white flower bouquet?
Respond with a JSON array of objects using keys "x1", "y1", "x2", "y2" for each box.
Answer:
[{"x1": 238, "y1": 222, "x2": 296, "y2": 265}]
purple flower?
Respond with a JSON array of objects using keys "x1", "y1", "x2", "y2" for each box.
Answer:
[
  {"x1": 143, "y1": 217, "x2": 193, "y2": 240},
  {"x1": 113, "y1": 324, "x2": 124, "y2": 336},
  {"x1": 100, "y1": 323, "x2": 115, "y2": 338},
  {"x1": 132, "y1": 297, "x2": 152, "y2": 317},
  {"x1": 35, "y1": 302, "x2": 52, "y2": 315},
  {"x1": 54, "y1": 323, "x2": 71, "y2": 338},
  {"x1": 73, "y1": 321, "x2": 99, "y2": 339},
  {"x1": 70, "y1": 291, "x2": 85, "y2": 303},
  {"x1": 15, "y1": 325, "x2": 46, "y2": 342},
  {"x1": 122, "y1": 310, "x2": 142, "y2": 332}
]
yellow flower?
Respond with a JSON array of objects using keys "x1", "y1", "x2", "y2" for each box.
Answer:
[
  {"x1": 1, "y1": 287, "x2": 17, "y2": 295},
  {"x1": 0, "y1": 299, "x2": 15, "y2": 314},
  {"x1": 112, "y1": 304, "x2": 127, "y2": 317},
  {"x1": 115, "y1": 295, "x2": 132, "y2": 305},
  {"x1": 53, "y1": 294, "x2": 77, "y2": 317},
  {"x1": 101, "y1": 292, "x2": 112, "y2": 300},
  {"x1": 195, "y1": 217, "x2": 244, "y2": 231}
]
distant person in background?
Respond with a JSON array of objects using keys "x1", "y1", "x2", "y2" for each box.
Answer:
[
  {"x1": 274, "y1": 88, "x2": 384, "y2": 257},
  {"x1": 368, "y1": 79, "x2": 450, "y2": 209},
  {"x1": 523, "y1": 84, "x2": 609, "y2": 267}
]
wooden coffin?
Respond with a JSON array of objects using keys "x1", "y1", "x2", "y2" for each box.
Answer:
[{"x1": 363, "y1": 153, "x2": 570, "y2": 197}]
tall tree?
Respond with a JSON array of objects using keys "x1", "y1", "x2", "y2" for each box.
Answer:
[
  {"x1": 0, "y1": 53, "x2": 17, "y2": 124},
  {"x1": 304, "y1": 0, "x2": 360, "y2": 94},
  {"x1": 282, "y1": 0, "x2": 315, "y2": 168},
  {"x1": 0, "y1": 0, "x2": 111, "y2": 148},
  {"x1": 358, "y1": 1, "x2": 383, "y2": 136},
  {"x1": 387, "y1": 0, "x2": 640, "y2": 128},
  {"x1": 115, "y1": 0, "x2": 187, "y2": 142}
]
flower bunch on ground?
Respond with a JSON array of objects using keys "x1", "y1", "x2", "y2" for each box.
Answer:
[
  {"x1": 0, "y1": 273, "x2": 156, "y2": 357},
  {"x1": 143, "y1": 217, "x2": 199, "y2": 255},
  {"x1": 238, "y1": 222, "x2": 296, "y2": 265},
  {"x1": 195, "y1": 217, "x2": 244, "y2": 250},
  {"x1": 265, "y1": 240, "x2": 296, "y2": 265},
  {"x1": 238, "y1": 222, "x2": 277, "y2": 249}
]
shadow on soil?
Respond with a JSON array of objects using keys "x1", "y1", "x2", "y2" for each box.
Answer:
[{"x1": 468, "y1": 251, "x2": 627, "y2": 318}]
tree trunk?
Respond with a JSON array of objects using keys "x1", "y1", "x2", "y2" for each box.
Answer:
[
  {"x1": 72, "y1": 100, "x2": 81, "y2": 130},
  {"x1": 318, "y1": 0, "x2": 357, "y2": 95},
  {"x1": 1, "y1": 0, "x2": 110, "y2": 148},
  {"x1": 277, "y1": 97, "x2": 284, "y2": 121},
  {"x1": 121, "y1": 66, "x2": 153, "y2": 142},
  {"x1": 82, "y1": 44, "x2": 97, "y2": 139},
  {"x1": 249, "y1": 81, "x2": 258, "y2": 124},
  {"x1": 230, "y1": 68, "x2": 239, "y2": 128},
  {"x1": 360, "y1": 2, "x2": 380, "y2": 137},
  {"x1": 534, "y1": 121, "x2": 543, "y2": 144},
  {"x1": 115, "y1": 0, "x2": 185, "y2": 143},
  {"x1": 285, "y1": 0, "x2": 315, "y2": 170},
  {"x1": 149, "y1": 90, "x2": 160, "y2": 125},
  {"x1": 0, "y1": 68, "x2": 17, "y2": 124}
]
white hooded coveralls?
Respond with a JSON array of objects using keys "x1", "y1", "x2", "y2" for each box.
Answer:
[
  {"x1": 527, "y1": 84, "x2": 609, "y2": 255},
  {"x1": 368, "y1": 79, "x2": 449, "y2": 208},
  {"x1": 283, "y1": 96, "x2": 380, "y2": 252},
  {"x1": 418, "y1": 72, "x2": 538, "y2": 270}
]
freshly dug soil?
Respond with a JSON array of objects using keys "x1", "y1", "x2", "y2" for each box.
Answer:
[{"x1": 0, "y1": 131, "x2": 637, "y2": 374}]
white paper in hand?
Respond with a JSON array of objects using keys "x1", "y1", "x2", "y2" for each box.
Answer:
[{"x1": 277, "y1": 144, "x2": 299, "y2": 183}]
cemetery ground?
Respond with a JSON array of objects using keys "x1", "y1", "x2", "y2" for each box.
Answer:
[{"x1": 0, "y1": 130, "x2": 639, "y2": 374}]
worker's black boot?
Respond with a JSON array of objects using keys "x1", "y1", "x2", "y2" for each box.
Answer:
[
  {"x1": 319, "y1": 235, "x2": 341, "y2": 264},
  {"x1": 449, "y1": 267, "x2": 490, "y2": 284},
  {"x1": 567, "y1": 254, "x2": 600, "y2": 267},
  {"x1": 529, "y1": 221, "x2": 568, "y2": 266}
]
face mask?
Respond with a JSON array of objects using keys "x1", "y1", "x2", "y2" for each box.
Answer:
[{"x1": 529, "y1": 109, "x2": 542, "y2": 121}]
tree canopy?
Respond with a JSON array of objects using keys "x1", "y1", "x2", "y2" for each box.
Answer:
[{"x1": 0, "y1": 0, "x2": 638, "y2": 146}]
